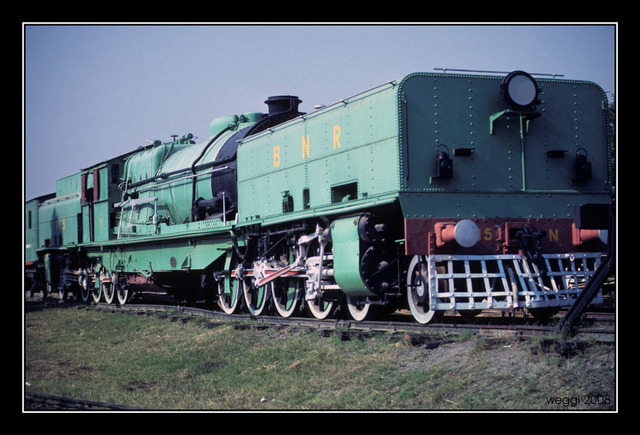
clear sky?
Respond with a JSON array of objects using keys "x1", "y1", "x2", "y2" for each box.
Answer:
[{"x1": 23, "y1": 23, "x2": 617, "y2": 200}]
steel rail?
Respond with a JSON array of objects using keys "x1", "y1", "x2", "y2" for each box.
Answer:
[
  {"x1": 24, "y1": 391, "x2": 138, "y2": 411},
  {"x1": 96, "y1": 303, "x2": 615, "y2": 343}
]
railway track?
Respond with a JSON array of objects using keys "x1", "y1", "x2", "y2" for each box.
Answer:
[
  {"x1": 92, "y1": 301, "x2": 616, "y2": 343},
  {"x1": 24, "y1": 392, "x2": 138, "y2": 411}
]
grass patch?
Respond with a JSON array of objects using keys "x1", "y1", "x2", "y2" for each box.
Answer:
[{"x1": 24, "y1": 301, "x2": 616, "y2": 410}]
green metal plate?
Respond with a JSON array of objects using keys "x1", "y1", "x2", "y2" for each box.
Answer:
[
  {"x1": 237, "y1": 82, "x2": 401, "y2": 226},
  {"x1": 331, "y1": 215, "x2": 374, "y2": 297}
]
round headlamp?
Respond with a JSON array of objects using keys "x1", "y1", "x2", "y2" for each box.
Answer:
[{"x1": 501, "y1": 70, "x2": 539, "y2": 111}]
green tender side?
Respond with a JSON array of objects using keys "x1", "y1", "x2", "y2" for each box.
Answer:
[
  {"x1": 237, "y1": 72, "x2": 611, "y2": 229},
  {"x1": 236, "y1": 82, "x2": 401, "y2": 226}
]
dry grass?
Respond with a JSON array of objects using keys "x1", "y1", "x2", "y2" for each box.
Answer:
[{"x1": 24, "y1": 300, "x2": 616, "y2": 410}]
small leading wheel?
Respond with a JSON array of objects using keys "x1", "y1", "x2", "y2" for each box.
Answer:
[
  {"x1": 406, "y1": 255, "x2": 438, "y2": 324},
  {"x1": 346, "y1": 295, "x2": 376, "y2": 321}
]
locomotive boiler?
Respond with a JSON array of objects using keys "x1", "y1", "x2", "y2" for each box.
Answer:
[{"x1": 25, "y1": 69, "x2": 613, "y2": 323}]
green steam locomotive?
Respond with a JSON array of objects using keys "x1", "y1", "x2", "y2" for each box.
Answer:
[{"x1": 25, "y1": 70, "x2": 613, "y2": 323}]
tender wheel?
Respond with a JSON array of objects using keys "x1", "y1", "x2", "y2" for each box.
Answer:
[
  {"x1": 346, "y1": 295, "x2": 376, "y2": 321},
  {"x1": 406, "y1": 255, "x2": 438, "y2": 324}
]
